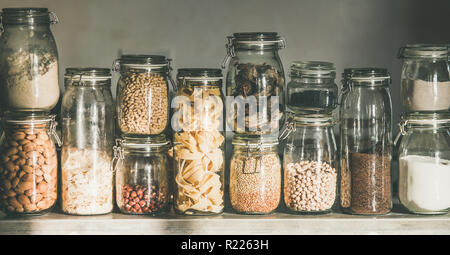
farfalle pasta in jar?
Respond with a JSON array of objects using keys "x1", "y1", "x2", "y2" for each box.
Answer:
[{"x1": 172, "y1": 68, "x2": 225, "y2": 215}]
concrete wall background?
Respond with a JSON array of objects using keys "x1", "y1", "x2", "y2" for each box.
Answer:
[{"x1": 2, "y1": 0, "x2": 450, "y2": 131}]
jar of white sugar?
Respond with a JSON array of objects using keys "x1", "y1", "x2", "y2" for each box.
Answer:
[
  {"x1": 398, "y1": 44, "x2": 450, "y2": 112},
  {"x1": 396, "y1": 112, "x2": 450, "y2": 215},
  {"x1": 0, "y1": 8, "x2": 60, "y2": 112}
]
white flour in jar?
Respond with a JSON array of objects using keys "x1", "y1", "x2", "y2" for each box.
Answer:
[
  {"x1": 399, "y1": 155, "x2": 450, "y2": 212},
  {"x1": 403, "y1": 79, "x2": 450, "y2": 111}
]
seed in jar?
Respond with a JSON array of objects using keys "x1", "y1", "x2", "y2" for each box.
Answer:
[
  {"x1": 121, "y1": 184, "x2": 166, "y2": 214},
  {"x1": 284, "y1": 161, "x2": 337, "y2": 212}
]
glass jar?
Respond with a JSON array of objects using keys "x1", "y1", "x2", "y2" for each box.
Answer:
[
  {"x1": 281, "y1": 114, "x2": 338, "y2": 214},
  {"x1": 340, "y1": 68, "x2": 393, "y2": 215},
  {"x1": 0, "y1": 112, "x2": 60, "y2": 215},
  {"x1": 0, "y1": 8, "x2": 60, "y2": 112},
  {"x1": 60, "y1": 68, "x2": 114, "y2": 215},
  {"x1": 229, "y1": 137, "x2": 281, "y2": 214},
  {"x1": 173, "y1": 68, "x2": 225, "y2": 215},
  {"x1": 286, "y1": 61, "x2": 338, "y2": 114},
  {"x1": 398, "y1": 44, "x2": 450, "y2": 112},
  {"x1": 396, "y1": 113, "x2": 450, "y2": 215},
  {"x1": 222, "y1": 32, "x2": 286, "y2": 136},
  {"x1": 113, "y1": 55, "x2": 173, "y2": 137},
  {"x1": 114, "y1": 136, "x2": 170, "y2": 215}
]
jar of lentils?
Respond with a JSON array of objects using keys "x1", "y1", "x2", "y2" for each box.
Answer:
[{"x1": 113, "y1": 55, "x2": 173, "y2": 137}]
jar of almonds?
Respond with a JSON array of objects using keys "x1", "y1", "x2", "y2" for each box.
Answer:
[
  {"x1": 0, "y1": 112, "x2": 61, "y2": 215},
  {"x1": 113, "y1": 55, "x2": 174, "y2": 137}
]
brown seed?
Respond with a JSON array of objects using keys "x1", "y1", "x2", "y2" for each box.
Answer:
[
  {"x1": 12, "y1": 132, "x2": 26, "y2": 140},
  {"x1": 37, "y1": 181, "x2": 48, "y2": 193},
  {"x1": 24, "y1": 203, "x2": 37, "y2": 212},
  {"x1": 17, "y1": 194, "x2": 31, "y2": 205}
]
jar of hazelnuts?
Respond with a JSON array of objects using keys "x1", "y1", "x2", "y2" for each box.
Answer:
[{"x1": 0, "y1": 112, "x2": 61, "y2": 215}]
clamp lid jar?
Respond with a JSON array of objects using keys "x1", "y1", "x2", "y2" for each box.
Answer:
[
  {"x1": 114, "y1": 135, "x2": 171, "y2": 215},
  {"x1": 287, "y1": 61, "x2": 338, "y2": 114}
]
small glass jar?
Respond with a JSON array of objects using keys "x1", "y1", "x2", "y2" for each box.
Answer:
[
  {"x1": 113, "y1": 55, "x2": 173, "y2": 137},
  {"x1": 114, "y1": 136, "x2": 170, "y2": 215},
  {"x1": 340, "y1": 68, "x2": 393, "y2": 215},
  {"x1": 60, "y1": 68, "x2": 114, "y2": 215},
  {"x1": 286, "y1": 61, "x2": 338, "y2": 114},
  {"x1": 173, "y1": 68, "x2": 225, "y2": 215},
  {"x1": 281, "y1": 114, "x2": 338, "y2": 214},
  {"x1": 0, "y1": 112, "x2": 60, "y2": 215},
  {"x1": 0, "y1": 8, "x2": 60, "y2": 112},
  {"x1": 396, "y1": 113, "x2": 450, "y2": 215},
  {"x1": 222, "y1": 32, "x2": 286, "y2": 136},
  {"x1": 398, "y1": 44, "x2": 450, "y2": 112},
  {"x1": 229, "y1": 137, "x2": 281, "y2": 214}
]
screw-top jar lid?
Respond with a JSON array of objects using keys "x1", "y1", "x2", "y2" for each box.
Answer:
[
  {"x1": 398, "y1": 44, "x2": 449, "y2": 59},
  {"x1": 290, "y1": 61, "x2": 336, "y2": 78},
  {"x1": 347, "y1": 68, "x2": 391, "y2": 86},
  {"x1": 232, "y1": 136, "x2": 279, "y2": 147},
  {"x1": 64, "y1": 68, "x2": 111, "y2": 86},
  {"x1": 1, "y1": 8, "x2": 58, "y2": 25}
]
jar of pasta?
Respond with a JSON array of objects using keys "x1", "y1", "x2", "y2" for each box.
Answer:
[
  {"x1": 0, "y1": 112, "x2": 60, "y2": 215},
  {"x1": 113, "y1": 55, "x2": 174, "y2": 137},
  {"x1": 173, "y1": 68, "x2": 225, "y2": 215},
  {"x1": 114, "y1": 135, "x2": 170, "y2": 215},
  {"x1": 61, "y1": 68, "x2": 114, "y2": 215},
  {"x1": 229, "y1": 136, "x2": 282, "y2": 214}
]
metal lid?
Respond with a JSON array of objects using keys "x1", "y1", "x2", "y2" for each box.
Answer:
[
  {"x1": 290, "y1": 61, "x2": 336, "y2": 78},
  {"x1": 398, "y1": 44, "x2": 449, "y2": 59},
  {"x1": 1, "y1": 8, "x2": 58, "y2": 25},
  {"x1": 347, "y1": 68, "x2": 391, "y2": 86}
]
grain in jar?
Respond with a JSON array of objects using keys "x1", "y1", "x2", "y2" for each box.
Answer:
[{"x1": 229, "y1": 137, "x2": 281, "y2": 214}]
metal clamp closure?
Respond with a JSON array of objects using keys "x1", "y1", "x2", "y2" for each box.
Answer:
[
  {"x1": 49, "y1": 11, "x2": 59, "y2": 24},
  {"x1": 112, "y1": 138, "x2": 124, "y2": 173},
  {"x1": 394, "y1": 119, "x2": 408, "y2": 146},
  {"x1": 49, "y1": 115, "x2": 62, "y2": 147}
]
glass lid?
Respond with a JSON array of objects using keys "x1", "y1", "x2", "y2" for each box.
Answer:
[
  {"x1": 290, "y1": 61, "x2": 336, "y2": 78},
  {"x1": 399, "y1": 44, "x2": 449, "y2": 59}
]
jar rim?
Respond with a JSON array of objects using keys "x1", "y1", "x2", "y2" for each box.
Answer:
[
  {"x1": 229, "y1": 32, "x2": 285, "y2": 48},
  {"x1": 346, "y1": 67, "x2": 391, "y2": 86},
  {"x1": 232, "y1": 136, "x2": 279, "y2": 147},
  {"x1": 399, "y1": 44, "x2": 449, "y2": 59},
  {"x1": 292, "y1": 114, "x2": 335, "y2": 126},
  {"x1": 117, "y1": 54, "x2": 169, "y2": 67},
  {"x1": 402, "y1": 112, "x2": 450, "y2": 126},
  {"x1": 1, "y1": 111, "x2": 54, "y2": 125},
  {"x1": 1, "y1": 8, "x2": 54, "y2": 24},
  {"x1": 120, "y1": 135, "x2": 170, "y2": 149},
  {"x1": 177, "y1": 68, "x2": 223, "y2": 80},
  {"x1": 290, "y1": 61, "x2": 336, "y2": 78},
  {"x1": 64, "y1": 68, "x2": 112, "y2": 85}
]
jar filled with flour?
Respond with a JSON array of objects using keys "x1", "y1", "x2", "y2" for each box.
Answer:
[
  {"x1": 0, "y1": 8, "x2": 60, "y2": 112},
  {"x1": 398, "y1": 44, "x2": 449, "y2": 112},
  {"x1": 396, "y1": 113, "x2": 450, "y2": 215}
]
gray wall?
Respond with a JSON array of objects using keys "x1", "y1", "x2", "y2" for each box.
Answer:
[{"x1": 2, "y1": 0, "x2": 450, "y2": 131}]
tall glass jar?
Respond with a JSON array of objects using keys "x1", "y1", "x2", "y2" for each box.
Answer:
[
  {"x1": 282, "y1": 114, "x2": 338, "y2": 214},
  {"x1": 222, "y1": 32, "x2": 286, "y2": 137},
  {"x1": 113, "y1": 55, "x2": 173, "y2": 137},
  {"x1": 396, "y1": 113, "x2": 450, "y2": 215},
  {"x1": 286, "y1": 61, "x2": 338, "y2": 114},
  {"x1": 60, "y1": 68, "x2": 114, "y2": 215},
  {"x1": 0, "y1": 112, "x2": 60, "y2": 215},
  {"x1": 229, "y1": 137, "x2": 281, "y2": 214},
  {"x1": 398, "y1": 44, "x2": 450, "y2": 112},
  {"x1": 0, "y1": 8, "x2": 60, "y2": 112},
  {"x1": 114, "y1": 136, "x2": 170, "y2": 215},
  {"x1": 340, "y1": 68, "x2": 393, "y2": 215},
  {"x1": 173, "y1": 68, "x2": 225, "y2": 215}
]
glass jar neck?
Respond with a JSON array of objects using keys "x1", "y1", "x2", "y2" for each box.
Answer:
[
  {"x1": 119, "y1": 65, "x2": 169, "y2": 74},
  {"x1": 1, "y1": 8, "x2": 56, "y2": 26},
  {"x1": 290, "y1": 77, "x2": 335, "y2": 84},
  {"x1": 235, "y1": 47, "x2": 279, "y2": 55},
  {"x1": 233, "y1": 144, "x2": 278, "y2": 153}
]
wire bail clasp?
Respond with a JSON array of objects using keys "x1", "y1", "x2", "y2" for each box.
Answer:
[
  {"x1": 49, "y1": 115, "x2": 62, "y2": 147},
  {"x1": 221, "y1": 36, "x2": 235, "y2": 69},
  {"x1": 112, "y1": 138, "x2": 124, "y2": 173},
  {"x1": 394, "y1": 119, "x2": 408, "y2": 146}
]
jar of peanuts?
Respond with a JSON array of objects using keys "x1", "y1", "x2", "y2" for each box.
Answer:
[
  {"x1": 113, "y1": 135, "x2": 170, "y2": 215},
  {"x1": 172, "y1": 68, "x2": 225, "y2": 215},
  {"x1": 113, "y1": 55, "x2": 174, "y2": 137},
  {"x1": 0, "y1": 112, "x2": 61, "y2": 215},
  {"x1": 229, "y1": 136, "x2": 281, "y2": 214},
  {"x1": 280, "y1": 114, "x2": 338, "y2": 214}
]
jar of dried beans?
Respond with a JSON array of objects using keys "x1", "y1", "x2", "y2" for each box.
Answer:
[
  {"x1": 222, "y1": 32, "x2": 286, "y2": 137},
  {"x1": 340, "y1": 68, "x2": 393, "y2": 215},
  {"x1": 0, "y1": 8, "x2": 60, "y2": 112},
  {"x1": 286, "y1": 61, "x2": 338, "y2": 114},
  {"x1": 229, "y1": 137, "x2": 281, "y2": 214},
  {"x1": 281, "y1": 114, "x2": 338, "y2": 214},
  {"x1": 398, "y1": 44, "x2": 450, "y2": 112},
  {"x1": 0, "y1": 112, "x2": 60, "y2": 215},
  {"x1": 396, "y1": 112, "x2": 450, "y2": 215},
  {"x1": 173, "y1": 68, "x2": 225, "y2": 215},
  {"x1": 114, "y1": 136, "x2": 170, "y2": 215},
  {"x1": 60, "y1": 68, "x2": 114, "y2": 215},
  {"x1": 113, "y1": 55, "x2": 173, "y2": 137}
]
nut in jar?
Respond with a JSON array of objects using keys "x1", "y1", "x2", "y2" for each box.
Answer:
[{"x1": 0, "y1": 113, "x2": 60, "y2": 215}]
